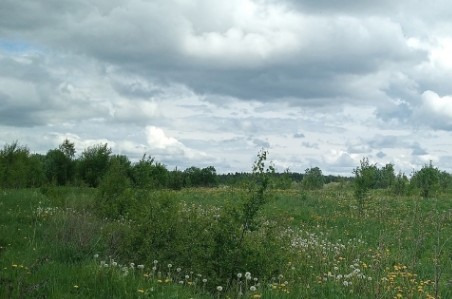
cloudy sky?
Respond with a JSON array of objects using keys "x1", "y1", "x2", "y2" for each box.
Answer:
[{"x1": 1, "y1": 0, "x2": 452, "y2": 175}]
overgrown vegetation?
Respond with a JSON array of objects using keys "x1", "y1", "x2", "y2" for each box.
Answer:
[{"x1": 1, "y1": 141, "x2": 452, "y2": 298}]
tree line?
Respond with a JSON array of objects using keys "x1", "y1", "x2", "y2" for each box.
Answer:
[
  {"x1": 0, "y1": 140, "x2": 218, "y2": 189},
  {"x1": 0, "y1": 140, "x2": 451, "y2": 195}
]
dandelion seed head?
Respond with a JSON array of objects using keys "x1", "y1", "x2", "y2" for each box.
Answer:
[
  {"x1": 250, "y1": 286, "x2": 257, "y2": 292},
  {"x1": 217, "y1": 286, "x2": 223, "y2": 292}
]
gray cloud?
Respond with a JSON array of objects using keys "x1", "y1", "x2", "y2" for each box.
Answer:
[{"x1": 1, "y1": 0, "x2": 452, "y2": 174}]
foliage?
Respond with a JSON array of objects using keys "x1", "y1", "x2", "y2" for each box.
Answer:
[
  {"x1": 0, "y1": 141, "x2": 43, "y2": 188},
  {"x1": 44, "y1": 149, "x2": 74, "y2": 185},
  {"x1": 59, "y1": 139, "x2": 76, "y2": 159},
  {"x1": 353, "y1": 157, "x2": 378, "y2": 213},
  {"x1": 131, "y1": 154, "x2": 169, "y2": 189},
  {"x1": 184, "y1": 166, "x2": 219, "y2": 188},
  {"x1": 302, "y1": 167, "x2": 325, "y2": 190},
  {"x1": 411, "y1": 161, "x2": 441, "y2": 199},
  {"x1": 96, "y1": 157, "x2": 134, "y2": 219},
  {"x1": 77, "y1": 143, "x2": 112, "y2": 187},
  {"x1": 392, "y1": 171, "x2": 409, "y2": 196}
]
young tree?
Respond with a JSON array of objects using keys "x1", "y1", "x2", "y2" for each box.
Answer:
[
  {"x1": 302, "y1": 167, "x2": 324, "y2": 190},
  {"x1": 59, "y1": 139, "x2": 76, "y2": 159},
  {"x1": 0, "y1": 141, "x2": 34, "y2": 188},
  {"x1": 131, "y1": 154, "x2": 169, "y2": 189},
  {"x1": 77, "y1": 143, "x2": 112, "y2": 187},
  {"x1": 44, "y1": 149, "x2": 74, "y2": 185},
  {"x1": 411, "y1": 161, "x2": 440, "y2": 199},
  {"x1": 353, "y1": 157, "x2": 378, "y2": 214}
]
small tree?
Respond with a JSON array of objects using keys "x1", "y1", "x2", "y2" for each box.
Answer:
[
  {"x1": 44, "y1": 149, "x2": 74, "y2": 185},
  {"x1": 411, "y1": 161, "x2": 440, "y2": 199},
  {"x1": 96, "y1": 158, "x2": 133, "y2": 218},
  {"x1": 392, "y1": 171, "x2": 409, "y2": 196},
  {"x1": 302, "y1": 167, "x2": 324, "y2": 190},
  {"x1": 77, "y1": 143, "x2": 112, "y2": 187},
  {"x1": 353, "y1": 158, "x2": 377, "y2": 214}
]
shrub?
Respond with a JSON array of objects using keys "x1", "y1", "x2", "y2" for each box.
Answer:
[
  {"x1": 96, "y1": 158, "x2": 134, "y2": 219},
  {"x1": 411, "y1": 161, "x2": 440, "y2": 199}
]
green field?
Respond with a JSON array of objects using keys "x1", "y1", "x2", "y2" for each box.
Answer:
[{"x1": 1, "y1": 186, "x2": 451, "y2": 298}]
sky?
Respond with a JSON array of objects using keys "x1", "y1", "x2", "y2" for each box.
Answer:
[{"x1": 1, "y1": 0, "x2": 452, "y2": 175}]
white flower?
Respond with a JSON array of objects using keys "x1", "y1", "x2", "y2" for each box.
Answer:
[
  {"x1": 167, "y1": 264, "x2": 173, "y2": 268},
  {"x1": 177, "y1": 267, "x2": 182, "y2": 272},
  {"x1": 112, "y1": 262, "x2": 118, "y2": 267},
  {"x1": 152, "y1": 266, "x2": 157, "y2": 271},
  {"x1": 237, "y1": 273, "x2": 243, "y2": 279},
  {"x1": 153, "y1": 260, "x2": 158, "y2": 265},
  {"x1": 94, "y1": 254, "x2": 99, "y2": 259},
  {"x1": 185, "y1": 275, "x2": 190, "y2": 279},
  {"x1": 130, "y1": 263, "x2": 135, "y2": 268},
  {"x1": 250, "y1": 286, "x2": 257, "y2": 292},
  {"x1": 217, "y1": 286, "x2": 223, "y2": 292},
  {"x1": 137, "y1": 264, "x2": 145, "y2": 269},
  {"x1": 202, "y1": 278, "x2": 207, "y2": 283},
  {"x1": 343, "y1": 281, "x2": 349, "y2": 287},
  {"x1": 245, "y1": 272, "x2": 252, "y2": 280}
]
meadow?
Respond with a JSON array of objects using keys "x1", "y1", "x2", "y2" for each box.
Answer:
[{"x1": 1, "y1": 184, "x2": 451, "y2": 298}]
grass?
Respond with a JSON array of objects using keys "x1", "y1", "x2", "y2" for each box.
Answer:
[{"x1": 0, "y1": 186, "x2": 451, "y2": 298}]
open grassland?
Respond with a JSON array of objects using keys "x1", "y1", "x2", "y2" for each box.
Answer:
[{"x1": 1, "y1": 186, "x2": 451, "y2": 298}]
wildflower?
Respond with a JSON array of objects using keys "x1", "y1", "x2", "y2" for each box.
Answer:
[
  {"x1": 237, "y1": 273, "x2": 243, "y2": 279},
  {"x1": 250, "y1": 286, "x2": 257, "y2": 292},
  {"x1": 185, "y1": 275, "x2": 190, "y2": 279},
  {"x1": 343, "y1": 281, "x2": 349, "y2": 287},
  {"x1": 167, "y1": 263, "x2": 172, "y2": 268},
  {"x1": 137, "y1": 289, "x2": 144, "y2": 293},
  {"x1": 130, "y1": 263, "x2": 135, "y2": 268},
  {"x1": 177, "y1": 267, "x2": 182, "y2": 272},
  {"x1": 12, "y1": 264, "x2": 18, "y2": 268},
  {"x1": 202, "y1": 278, "x2": 207, "y2": 283},
  {"x1": 217, "y1": 286, "x2": 223, "y2": 292},
  {"x1": 73, "y1": 285, "x2": 79, "y2": 288},
  {"x1": 112, "y1": 262, "x2": 118, "y2": 267},
  {"x1": 137, "y1": 264, "x2": 145, "y2": 270},
  {"x1": 153, "y1": 260, "x2": 158, "y2": 265},
  {"x1": 94, "y1": 254, "x2": 99, "y2": 259},
  {"x1": 152, "y1": 266, "x2": 157, "y2": 271},
  {"x1": 245, "y1": 272, "x2": 252, "y2": 280}
]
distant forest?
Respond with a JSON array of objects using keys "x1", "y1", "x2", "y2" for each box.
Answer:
[
  {"x1": 1, "y1": 140, "x2": 451, "y2": 194},
  {"x1": 0, "y1": 140, "x2": 347, "y2": 189}
]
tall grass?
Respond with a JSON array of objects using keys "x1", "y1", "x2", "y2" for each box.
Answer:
[{"x1": 0, "y1": 186, "x2": 451, "y2": 298}]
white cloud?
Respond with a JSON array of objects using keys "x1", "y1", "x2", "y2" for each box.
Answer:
[{"x1": 1, "y1": 0, "x2": 452, "y2": 174}]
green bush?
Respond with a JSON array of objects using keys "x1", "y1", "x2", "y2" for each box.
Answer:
[{"x1": 95, "y1": 158, "x2": 134, "y2": 219}]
